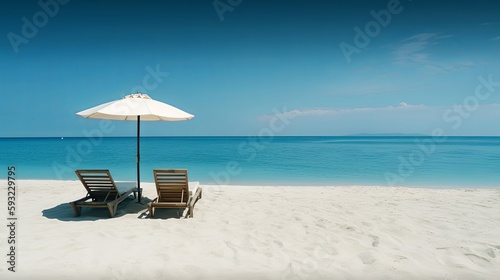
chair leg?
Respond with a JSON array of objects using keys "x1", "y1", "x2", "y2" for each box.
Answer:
[
  {"x1": 108, "y1": 203, "x2": 118, "y2": 218},
  {"x1": 69, "y1": 202, "x2": 81, "y2": 217},
  {"x1": 148, "y1": 204, "x2": 154, "y2": 218},
  {"x1": 187, "y1": 188, "x2": 202, "y2": 218},
  {"x1": 188, "y1": 206, "x2": 193, "y2": 218}
]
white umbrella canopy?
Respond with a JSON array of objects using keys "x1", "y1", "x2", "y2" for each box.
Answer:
[
  {"x1": 76, "y1": 92, "x2": 194, "y2": 203},
  {"x1": 77, "y1": 92, "x2": 194, "y2": 121}
]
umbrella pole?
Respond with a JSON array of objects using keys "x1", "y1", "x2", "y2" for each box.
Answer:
[{"x1": 137, "y1": 115, "x2": 141, "y2": 203}]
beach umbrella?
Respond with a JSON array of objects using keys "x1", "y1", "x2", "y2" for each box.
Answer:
[{"x1": 76, "y1": 91, "x2": 194, "y2": 203}]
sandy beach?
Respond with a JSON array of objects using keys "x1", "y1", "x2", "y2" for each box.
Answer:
[{"x1": 1, "y1": 180, "x2": 499, "y2": 279}]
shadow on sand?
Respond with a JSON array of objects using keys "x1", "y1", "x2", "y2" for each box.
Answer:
[
  {"x1": 42, "y1": 196, "x2": 153, "y2": 221},
  {"x1": 148, "y1": 208, "x2": 187, "y2": 219},
  {"x1": 42, "y1": 196, "x2": 190, "y2": 221}
]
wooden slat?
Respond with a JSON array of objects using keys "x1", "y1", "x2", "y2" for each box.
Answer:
[
  {"x1": 149, "y1": 169, "x2": 203, "y2": 218},
  {"x1": 75, "y1": 169, "x2": 120, "y2": 200},
  {"x1": 71, "y1": 169, "x2": 137, "y2": 217},
  {"x1": 153, "y1": 169, "x2": 189, "y2": 203}
]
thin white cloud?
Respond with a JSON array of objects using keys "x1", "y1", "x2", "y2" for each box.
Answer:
[
  {"x1": 399, "y1": 102, "x2": 409, "y2": 108},
  {"x1": 328, "y1": 84, "x2": 405, "y2": 96},
  {"x1": 493, "y1": 36, "x2": 500, "y2": 40},
  {"x1": 260, "y1": 103, "x2": 500, "y2": 122},
  {"x1": 259, "y1": 102, "x2": 426, "y2": 121},
  {"x1": 393, "y1": 33, "x2": 449, "y2": 65},
  {"x1": 392, "y1": 33, "x2": 476, "y2": 73},
  {"x1": 426, "y1": 61, "x2": 477, "y2": 74},
  {"x1": 442, "y1": 62, "x2": 477, "y2": 73}
]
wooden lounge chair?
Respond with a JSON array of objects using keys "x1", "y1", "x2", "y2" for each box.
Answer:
[
  {"x1": 148, "y1": 169, "x2": 202, "y2": 218},
  {"x1": 69, "y1": 170, "x2": 137, "y2": 218}
]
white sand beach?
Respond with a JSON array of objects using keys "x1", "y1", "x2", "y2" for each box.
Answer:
[{"x1": 1, "y1": 180, "x2": 499, "y2": 279}]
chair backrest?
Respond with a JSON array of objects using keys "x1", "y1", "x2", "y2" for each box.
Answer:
[
  {"x1": 75, "y1": 170, "x2": 118, "y2": 200},
  {"x1": 153, "y1": 169, "x2": 189, "y2": 203}
]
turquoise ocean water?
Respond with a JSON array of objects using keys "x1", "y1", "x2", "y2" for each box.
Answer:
[{"x1": 1, "y1": 136, "x2": 499, "y2": 188}]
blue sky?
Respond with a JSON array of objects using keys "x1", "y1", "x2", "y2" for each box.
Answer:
[{"x1": 1, "y1": 0, "x2": 500, "y2": 136}]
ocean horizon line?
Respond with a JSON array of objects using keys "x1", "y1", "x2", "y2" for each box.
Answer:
[{"x1": 2, "y1": 135, "x2": 500, "y2": 139}]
